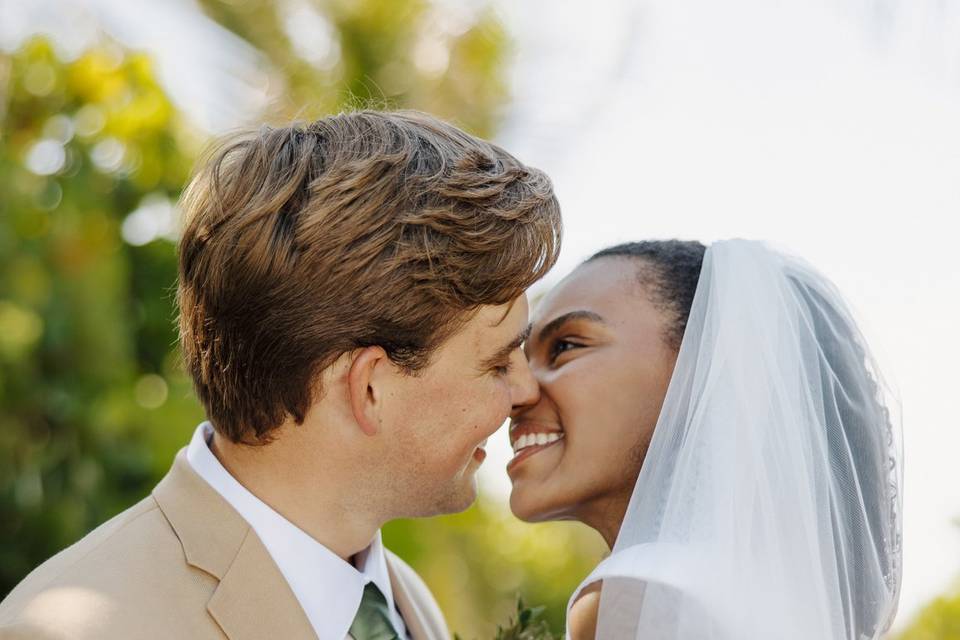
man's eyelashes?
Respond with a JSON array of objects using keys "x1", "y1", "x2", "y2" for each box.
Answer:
[{"x1": 493, "y1": 360, "x2": 515, "y2": 376}]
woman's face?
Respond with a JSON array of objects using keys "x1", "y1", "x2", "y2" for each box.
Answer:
[{"x1": 507, "y1": 257, "x2": 679, "y2": 538}]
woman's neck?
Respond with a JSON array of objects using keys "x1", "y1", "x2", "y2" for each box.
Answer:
[{"x1": 578, "y1": 491, "x2": 632, "y2": 550}]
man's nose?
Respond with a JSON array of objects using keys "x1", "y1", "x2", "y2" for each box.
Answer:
[{"x1": 510, "y1": 355, "x2": 541, "y2": 411}]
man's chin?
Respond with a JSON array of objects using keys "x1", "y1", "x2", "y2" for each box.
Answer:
[
  {"x1": 444, "y1": 480, "x2": 479, "y2": 514},
  {"x1": 414, "y1": 479, "x2": 478, "y2": 517}
]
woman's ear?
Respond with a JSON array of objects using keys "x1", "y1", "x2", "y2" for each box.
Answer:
[{"x1": 347, "y1": 346, "x2": 389, "y2": 437}]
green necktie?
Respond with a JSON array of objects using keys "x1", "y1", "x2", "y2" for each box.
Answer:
[{"x1": 349, "y1": 582, "x2": 400, "y2": 640}]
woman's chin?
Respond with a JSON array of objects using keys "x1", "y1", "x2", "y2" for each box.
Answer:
[{"x1": 508, "y1": 484, "x2": 568, "y2": 523}]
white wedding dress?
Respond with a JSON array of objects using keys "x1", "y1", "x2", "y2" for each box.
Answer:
[{"x1": 568, "y1": 240, "x2": 902, "y2": 639}]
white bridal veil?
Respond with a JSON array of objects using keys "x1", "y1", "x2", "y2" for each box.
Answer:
[{"x1": 567, "y1": 240, "x2": 902, "y2": 639}]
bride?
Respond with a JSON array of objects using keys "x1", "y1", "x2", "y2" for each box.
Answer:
[{"x1": 508, "y1": 239, "x2": 902, "y2": 639}]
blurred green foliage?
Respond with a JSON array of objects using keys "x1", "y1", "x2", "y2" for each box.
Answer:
[
  {"x1": 0, "y1": 3, "x2": 604, "y2": 638},
  {"x1": 0, "y1": 36, "x2": 203, "y2": 591},
  {"x1": 195, "y1": 0, "x2": 510, "y2": 136},
  {"x1": 897, "y1": 583, "x2": 960, "y2": 640},
  {"x1": 455, "y1": 596, "x2": 557, "y2": 640}
]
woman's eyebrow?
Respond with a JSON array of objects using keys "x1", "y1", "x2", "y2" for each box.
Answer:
[{"x1": 533, "y1": 310, "x2": 606, "y2": 347}]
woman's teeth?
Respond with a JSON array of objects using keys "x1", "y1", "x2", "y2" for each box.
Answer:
[{"x1": 512, "y1": 432, "x2": 563, "y2": 454}]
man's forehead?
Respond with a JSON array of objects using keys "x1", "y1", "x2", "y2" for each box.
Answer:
[
  {"x1": 475, "y1": 298, "x2": 528, "y2": 345},
  {"x1": 426, "y1": 301, "x2": 525, "y2": 366},
  {"x1": 488, "y1": 294, "x2": 527, "y2": 327}
]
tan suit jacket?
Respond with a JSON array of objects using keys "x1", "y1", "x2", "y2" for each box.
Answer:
[{"x1": 0, "y1": 450, "x2": 449, "y2": 640}]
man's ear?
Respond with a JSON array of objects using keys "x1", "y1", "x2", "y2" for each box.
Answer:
[{"x1": 347, "y1": 346, "x2": 389, "y2": 437}]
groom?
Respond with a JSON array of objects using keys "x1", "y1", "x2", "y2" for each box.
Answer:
[{"x1": 0, "y1": 111, "x2": 561, "y2": 639}]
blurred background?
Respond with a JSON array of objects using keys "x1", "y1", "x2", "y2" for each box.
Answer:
[{"x1": 1, "y1": 0, "x2": 958, "y2": 638}]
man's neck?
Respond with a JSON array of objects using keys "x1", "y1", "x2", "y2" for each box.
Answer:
[{"x1": 210, "y1": 431, "x2": 383, "y2": 561}]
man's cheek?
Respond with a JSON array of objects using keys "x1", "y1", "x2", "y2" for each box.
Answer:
[{"x1": 490, "y1": 383, "x2": 513, "y2": 423}]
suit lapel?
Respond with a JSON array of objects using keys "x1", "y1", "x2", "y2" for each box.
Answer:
[
  {"x1": 153, "y1": 449, "x2": 315, "y2": 640},
  {"x1": 387, "y1": 554, "x2": 437, "y2": 640},
  {"x1": 207, "y1": 527, "x2": 316, "y2": 640}
]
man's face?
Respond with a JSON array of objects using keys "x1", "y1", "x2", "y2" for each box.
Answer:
[{"x1": 382, "y1": 294, "x2": 539, "y2": 517}]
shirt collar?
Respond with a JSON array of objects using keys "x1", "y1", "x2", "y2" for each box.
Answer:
[{"x1": 186, "y1": 421, "x2": 404, "y2": 640}]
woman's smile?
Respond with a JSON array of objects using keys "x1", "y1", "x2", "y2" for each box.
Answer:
[{"x1": 506, "y1": 432, "x2": 565, "y2": 475}]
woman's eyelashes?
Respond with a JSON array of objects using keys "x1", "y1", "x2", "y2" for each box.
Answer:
[{"x1": 548, "y1": 338, "x2": 582, "y2": 364}]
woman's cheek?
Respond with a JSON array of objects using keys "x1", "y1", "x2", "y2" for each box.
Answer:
[{"x1": 551, "y1": 367, "x2": 588, "y2": 413}]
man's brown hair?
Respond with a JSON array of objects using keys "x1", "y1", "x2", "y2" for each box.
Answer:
[{"x1": 176, "y1": 110, "x2": 561, "y2": 443}]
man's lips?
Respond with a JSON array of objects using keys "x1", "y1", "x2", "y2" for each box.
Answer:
[{"x1": 472, "y1": 437, "x2": 489, "y2": 463}]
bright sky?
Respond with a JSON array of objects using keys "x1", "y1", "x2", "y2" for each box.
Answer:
[{"x1": 3, "y1": 0, "x2": 958, "y2": 629}]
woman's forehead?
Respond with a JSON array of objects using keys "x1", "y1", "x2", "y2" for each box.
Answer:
[{"x1": 536, "y1": 259, "x2": 641, "y2": 321}]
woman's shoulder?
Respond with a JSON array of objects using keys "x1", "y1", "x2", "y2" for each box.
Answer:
[{"x1": 567, "y1": 581, "x2": 602, "y2": 640}]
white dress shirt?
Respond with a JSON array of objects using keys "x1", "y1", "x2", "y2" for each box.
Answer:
[{"x1": 186, "y1": 421, "x2": 407, "y2": 640}]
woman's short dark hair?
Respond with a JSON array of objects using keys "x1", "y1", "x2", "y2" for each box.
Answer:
[{"x1": 586, "y1": 240, "x2": 707, "y2": 350}]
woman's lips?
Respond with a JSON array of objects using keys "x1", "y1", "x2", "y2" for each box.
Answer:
[{"x1": 506, "y1": 435, "x2": 563, "y2": 475}]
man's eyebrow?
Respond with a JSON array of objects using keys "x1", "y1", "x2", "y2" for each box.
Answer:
[
  {"x1": 533, "y1": 310, "x2": 605, "y2": 346},
  {"x1": 480, "y1": 322, "x2": 533, "y2": 369}
]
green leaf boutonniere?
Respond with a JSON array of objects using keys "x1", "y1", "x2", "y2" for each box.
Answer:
[{"x1": 455, "y1": 597, "x2": 558, "y2": 640}]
